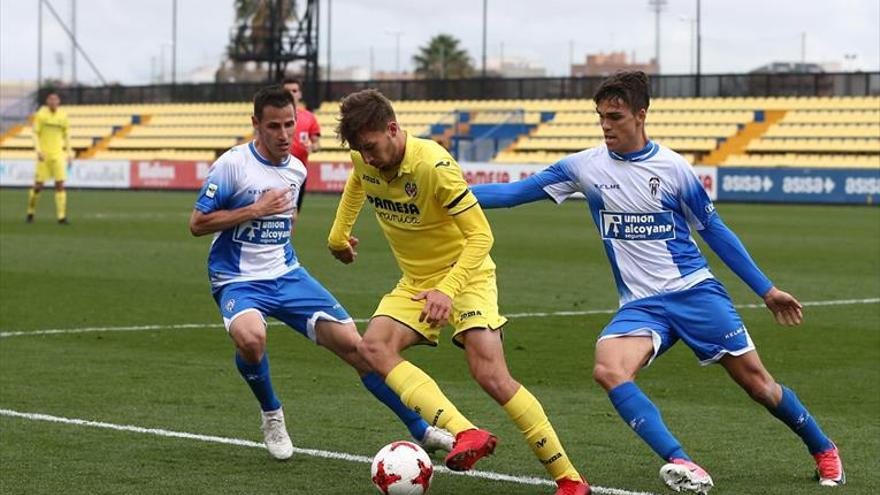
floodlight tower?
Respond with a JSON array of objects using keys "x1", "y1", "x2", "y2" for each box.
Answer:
[
  {"x1": 648, "y1": 0, "x2": 667, "y2": 73},
  {"x1": 228, "y1": 0, "x2": 320, "y2": 104}
]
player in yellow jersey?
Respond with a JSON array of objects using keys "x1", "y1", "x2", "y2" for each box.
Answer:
[
  {"x1": 328, "y1": 89, "x2": 590, "y2": 495},
  {"x1": 27, "y1": 92, "x2": 71, "y2": 224}
]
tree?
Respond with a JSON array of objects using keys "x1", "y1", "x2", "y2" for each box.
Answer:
[{"x1": 413, "y1": 34, "x2": 474, "y2": 79}]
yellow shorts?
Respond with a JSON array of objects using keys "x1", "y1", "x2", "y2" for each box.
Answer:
[
  {"x1": 35, "y1": 153, "x2": 67, "y2": 182},
  {"x1": 373, "y1": 269, "x2": 508, "y2": 346}
]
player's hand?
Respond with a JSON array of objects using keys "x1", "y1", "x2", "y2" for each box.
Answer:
[
  {"x1": 37, "y1": 152, "x2": 45, "y2": 161},
  {"x1": 763, "y1": 287, "x2": 803, "y2": 327},
  {"x1": 330, "y1": 236, "x2": 359, "y2": 264},
  {"x1": 253, "y1": 188, "x2": 293, "y2": 217},
  {"x1": 413, "y1": 289, "x2": 453, "y2": 328}
]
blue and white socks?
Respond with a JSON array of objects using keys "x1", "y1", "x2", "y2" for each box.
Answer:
[
  {"x1": 609, "y1": 381, "x2": 690, "y2": 461},
  {"x1": 768, "y1": 385, "x2": 834, "y2": 455},
  {"x1": 235, "y1": 352, "x2": 282, "y2": 412},
  {"x1": 361, "y1": 372, "x2": 430, "y2": 441}
]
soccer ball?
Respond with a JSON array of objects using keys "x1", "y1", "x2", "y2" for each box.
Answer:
[{"x1": 370, "y1": 441, "x2": 434, "y2": 495}]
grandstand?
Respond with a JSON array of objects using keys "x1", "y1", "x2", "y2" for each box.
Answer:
[{"x1": 1, "y1": 96, "x2": 878, "y2": 168}]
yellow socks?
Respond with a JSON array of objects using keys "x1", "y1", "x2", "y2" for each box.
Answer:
[
  {"x1": 385, "y1": 361, "x2": 475, "y2": 435},
  {"x1": 27, "y1": 189, "x2": 40, "y2": 215},
  {"x1": 55, "y1": 190, "x2": 67, "y2": 220},
  {"x1": 503, "y1": 386, "x2": 581, "y2": 481}
]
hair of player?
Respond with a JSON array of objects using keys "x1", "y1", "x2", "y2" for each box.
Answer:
[
  {"x1": 45, "y1": 91, "x2": 60, "y2": 100},
  {"x1": 281, "y1": 77, "x2": 302, "y2": 88},
  {"x1": 336, "y1": 89, "x2": 397, "y2": 149},
  {"x1": 593, "y1": 70, "x2": 651, "y2": 115},
  {"x1": 253, "y1": 85, "x2": 296, "y2": 120}
]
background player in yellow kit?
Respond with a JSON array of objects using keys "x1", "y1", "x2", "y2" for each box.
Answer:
[
  {"x1": 27, "y1": 92, "x2": 71, "y2": 224},
  {"x1": 328, "y1": 89, "x2": 589, "y2": 495}
]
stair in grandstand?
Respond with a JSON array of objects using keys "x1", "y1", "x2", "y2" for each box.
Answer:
[{"x1": 703, "y1": 110, "x2": 787, "y2": 165}]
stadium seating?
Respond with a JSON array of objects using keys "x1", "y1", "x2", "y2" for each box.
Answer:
[
  {"x1": 0, "y1": 102, "x2": 253, "y2": 161},
  {"x1": 1, "y1": 96, "x2": 877, "y2": 168}
]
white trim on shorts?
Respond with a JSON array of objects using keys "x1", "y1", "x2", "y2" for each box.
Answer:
[
  {"x1": 222, "y1": 308, "x2": 265, "y2": 333},
  {"x1": 698, "y1": 329, "x2": 756, "y2": 366},
  {"x1": 597, "y1": 328, "x2": 663, "y2": 367},
  {"x1": 306, "y1": 312, "x2": 354, "y2": 343}
]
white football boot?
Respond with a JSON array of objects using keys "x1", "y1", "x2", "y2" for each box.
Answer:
[
  {"x1": 417, "y1": 425, "x2": 454, "y2": 453},
  {"x1": 261, "y1": 408, "x2": 294, "y2": 460},
  {"x1": 660, "y1": 458, "x2": 714, "y2": 494}
]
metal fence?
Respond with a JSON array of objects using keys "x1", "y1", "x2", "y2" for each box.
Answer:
[{"x1": 43, "y1": 71, "x2": 880, "y2": 106}]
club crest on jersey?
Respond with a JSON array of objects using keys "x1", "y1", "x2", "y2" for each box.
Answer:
[
  {"x1": 404, "y1": 182, "x2": 418, "y2": 198},
  {"x1": 649, "y1": 176, "x2": 661, "y2": 197},
  {"x1": 205, "y1": 183, "x2": 218, "y2": 198},
  {"x1": 600, "y1": 210, "x2": 675, "y2": 241}
]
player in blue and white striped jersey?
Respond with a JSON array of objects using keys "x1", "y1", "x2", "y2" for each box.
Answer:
[
  {"x1": 189, "y1": 86, "x2": 452, "y2": 461},
  {"x1": 471, "y1": 71, "x2": 843, "y2": 493}
]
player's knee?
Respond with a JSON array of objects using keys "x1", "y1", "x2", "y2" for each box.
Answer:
[
  {"x1": 593, "y1": 363, "x2": 631, "y2": 391},
  {"x1": 745, "y1": 376, "x2": 779, "y2": 407},
  {"x1": 470, "y1": 365, "x2": 515, "y2": 401},
  {"x1": 234, "y1": 330, "x2": 266, "y2": 361},
  {"x1": 356, "y1": 337, "x2": 387, "y2": 368}
]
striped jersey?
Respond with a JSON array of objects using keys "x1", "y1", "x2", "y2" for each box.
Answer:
[
  {"x1": 194, "y1": 141, "x2": 306, "y2": 289},
  {"x1": 533, "y1": 141, "x2": 718, "y2": 305}
]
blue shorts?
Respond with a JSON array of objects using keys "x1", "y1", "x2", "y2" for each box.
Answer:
[
  {"x1": 599, "y1": 279, "x2": 754, "y2": 366},
  {"x1": 213, "y1": 268, "x2": 352, "y2": 342}
]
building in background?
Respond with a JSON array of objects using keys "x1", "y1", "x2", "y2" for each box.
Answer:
[{"x1": 570, "y1": 51, "x2": 658, "y2": 77}]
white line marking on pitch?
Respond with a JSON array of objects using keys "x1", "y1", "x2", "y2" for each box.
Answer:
[
  {"x1": 0, "y1": 408, "x2": 656, "y2": 495},
  {"x1": 2, "y1": 297, "x2": 878, "y2": 339}
]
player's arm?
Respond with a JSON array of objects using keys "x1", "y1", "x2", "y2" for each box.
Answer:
[
  {"x1": 189, "y1": 188, "x2": 291, "y2": 236},
  {"x1": 413, "y1": 159, "x2": 494, "y2": 327},
  {"x1": 327, "y1": 161, "x2": 365, "y2": 263},
  {"x1": 471, "y1": 159, "x2": 579, "y2": 208},
  {"x1": 678, "y1": 164, "x2": 803, "y2": 326},
  {"x1": 291, "y1": 178, "x2": 306, "y2": 231},
  {"x1": 697, "y1": 216, "x2": 802, "y2": 326},
  {"x1": 470, "y1": 175, "x2": 551, "y2": 208},
  {"x1": 437, "y1": 204, "x2": 493, "y2": 297},
  {"x1": 32, "y1": 113, "x2": 43, "y2": 161},
  {"x1": 63, "y1": 115, "x2": 72, "y2": 159},
  {"x1": 414, "y1": 203, "x2": 494, "y2": 328}
]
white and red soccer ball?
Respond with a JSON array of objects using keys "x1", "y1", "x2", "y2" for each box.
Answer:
[{"x1": 370, "y1": 441, "x2": 434, "y2": 495}]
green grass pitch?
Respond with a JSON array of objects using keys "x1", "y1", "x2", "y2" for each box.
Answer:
[{"x1": 1, "y1": 188, "x2": 878, "y2": 494}]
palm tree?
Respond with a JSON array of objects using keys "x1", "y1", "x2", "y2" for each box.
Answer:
[{"x1": 413, "y1": 34, "x2": 474, "y2": 79}]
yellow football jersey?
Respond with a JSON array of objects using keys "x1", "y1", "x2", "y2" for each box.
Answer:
[
  {"x1": 33, "y1": 106, "x2": 70, "y2": 155},
  {"x1": 330, "y1": 132, "x2": 495, "y2": 288}
]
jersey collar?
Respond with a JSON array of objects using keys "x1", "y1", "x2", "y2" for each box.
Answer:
[
  {"x1": 390, "y1": 131, "x2": 415, "y2": 178},
  {"x1": 249, "y1": 140, "x2": 291, "y2": 167},
  {"x1": 608, "y1": 140, "x2": 659, "y2": 162}
]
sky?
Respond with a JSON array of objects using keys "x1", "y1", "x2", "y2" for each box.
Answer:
[{"x1": 1, "y1": 0, "x2": 878, "y2": 86}]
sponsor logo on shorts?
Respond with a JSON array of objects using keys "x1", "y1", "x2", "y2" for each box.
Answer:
[
  {"x1": 723, "y1": 326, "x2": 746, "y2": 340},
  {"x1": 600, "y1": 210, "x2": 675, "y2": 241},
  {"x1": 225, "y1": 299, "x2": 235, "y2": 312},
  {"x1": 459, "y1": 309, "x2": 483, "y2": 321}
]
